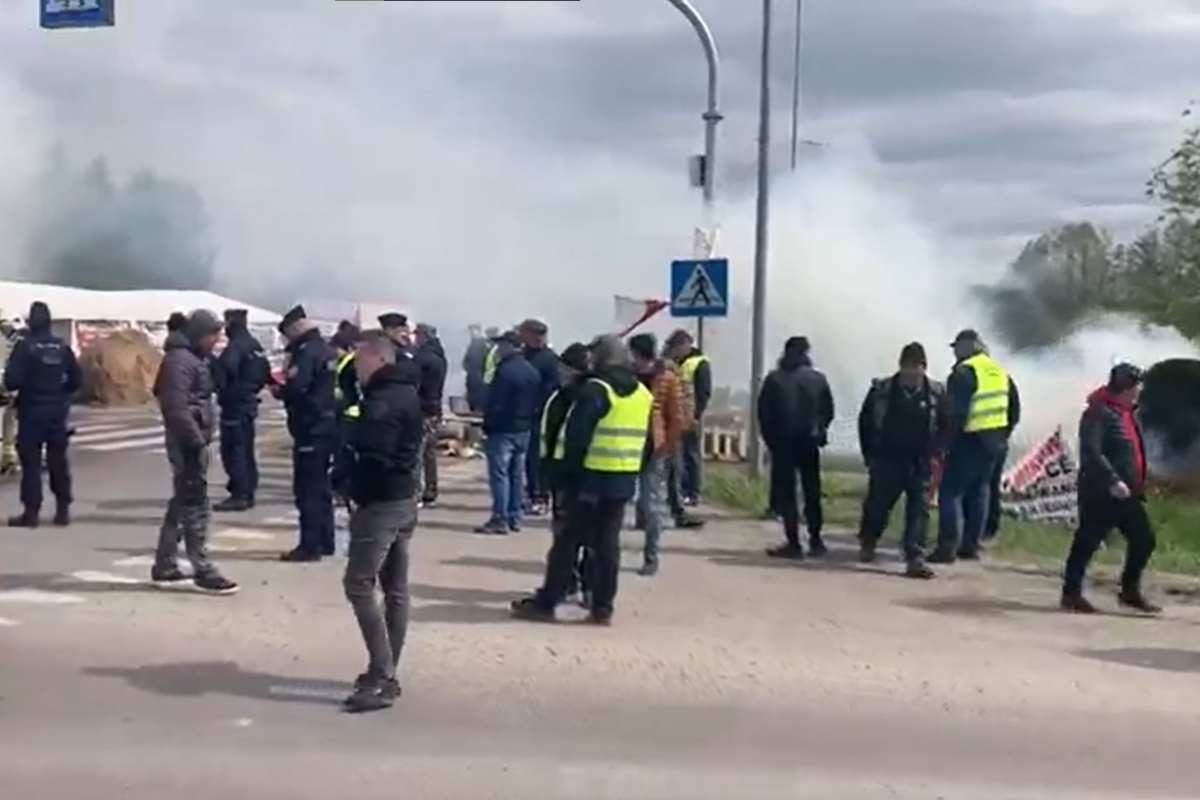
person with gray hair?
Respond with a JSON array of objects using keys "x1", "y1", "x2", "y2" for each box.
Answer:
[
  {"x1": 150, "y1": 309, "x2": 237, "y2": 594},
  {"x1": 512, "y1": 334, "x2": 652, "y2": 625}
]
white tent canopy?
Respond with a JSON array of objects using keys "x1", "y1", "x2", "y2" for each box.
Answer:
[{"x1": 0, "y1": 279, "x2": 281, "y2": 325}]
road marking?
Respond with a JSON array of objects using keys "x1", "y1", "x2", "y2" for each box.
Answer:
[
  {"x1": 72, "y1": 423, "x2": 128, "y2": 435},
  {"x1": 263, "y1": 515, "x2": 297, "y2": 526},
  {"x1": 86, "y1": 434, "x2": 173, "y2": 452},
  {"x1": 268, "y1": 684, "x2": 346, "y2": 702},
  {"x1": 215, "y1": 528, "x2": 277, "y2": 541},
  {"x1": 69, "y1": 570, "x2": 144, "y2": 585},
  {"x1": 0, "y1": 616, "x2": 20, "y2": 627},
  {"x1": 71, "y1": 425, "x2": 163, "y2": 444},
  {"x1": 232, "y1": 718, "x2": 254, "y2": 728},
  {"x1": 0, "y1": 589, "x2": 86, "y2": 604}
]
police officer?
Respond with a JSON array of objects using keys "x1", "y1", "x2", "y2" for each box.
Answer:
[
  {"x1": 511, "y1": 335, "x2": 652, "y2": 625},
  {"x1": 4, "y1": 302, "x2": 80, "y2": 528},
  {"x1": 930, "y1": 330, "x2": 1021, "y2": 563},
  {"x1": 274, "y1": 305, "x2": 338, "y2": 562},
  {"x1": 213, "y1": 308, "x2": 270, "y2": 512}
]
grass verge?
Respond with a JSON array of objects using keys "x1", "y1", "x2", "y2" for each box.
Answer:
[{"x1": 705, "y1": 462, "x2": 1200, "y2": 579}]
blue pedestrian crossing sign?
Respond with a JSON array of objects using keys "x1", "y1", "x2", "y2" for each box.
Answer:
[
  {"x1": 671, "y1": 258, "x2": 728, "y2": 318},
  {"x1": 41, "y1": 0, "x2": 115, "y2": 29}
]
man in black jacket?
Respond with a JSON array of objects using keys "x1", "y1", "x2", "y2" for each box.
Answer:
[
  {"x1": 4, "y1": 301, "x2": 81, "y2": 528},
  {"x1": 856, "y1": 343, "x2": 947, "y2": 579},
  {"x1": 1062, "y1": 364, "x2": 1160, "y2": 615},
  {"x1": 151, "y1": 310, "x2": 238, "y2": 595},
  {"x1": 341, "y1": 331, "x2": 424, "y2": 712},
  {"x1": 757, "y1": 336, "x2": 835, "y2": 560},
  {"x1": 520, "y1": 318, "x2": 560, "y2": 516},
  {"x1": 213, "y1": 308, "x2": 270, "y2": 512},
  {"x1": 475, "y1": 332, "x2": 541, "y2": 535},
  {"x1": 512, "y1": 335, "x2": 652, "y2": 625},
  {"x1": 274, "y1": 305, "x2": 338, "y2": 563},
  {"x1": 414, "y1": 323, "x2": 447, "y2": 507}
]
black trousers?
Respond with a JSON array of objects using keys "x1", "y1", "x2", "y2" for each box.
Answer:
[
  {"x1": 538, "y1": 494, "x2": 626, "y2": 614},
  {"x1": 17, "y1": 408, "x2": 71, "y2": 513},
  {"x1": 293, "y1": 437, "x2": 335, "y2": 556},
  {"x1": 859, "y1": 457, "x2": 931, "y2": 562},
  {"x1": 421, "y1": 417, "x2": 439, "y2": 501},
  {"x1": 525, "y1": 412, "x2": 545, "y2": 504},
  {"x1": 1063, "y1": 492, "x2": 1156, "y2": 596},
  {"x1": 984, "y1": 443, "x2": 1007, "y2": 539},
  {"x1": 769, "y1": 439, "x2": 823, "y2": 547},
  {"x1": 219, "y1": 413, "x2": 258, "y2": 502}
]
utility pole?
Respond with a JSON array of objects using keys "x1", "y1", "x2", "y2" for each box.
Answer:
[
  {"x1": 665, "y1": 0, "x2": 722, "y2": 352},
  {"x1": 789, "y1": 0, "x2": 803, "y2": 171},
  {"x1": 748, "y1": 0, "x2": 773, "y2": 478}
]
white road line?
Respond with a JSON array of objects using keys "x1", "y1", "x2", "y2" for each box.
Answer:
[
  {"x1": 0, "y1": 616, "x2": 21, "y2": 627},
  {"x1": 72, "y1": 425, "x2": 163, "y2": 444},
  {"x1": 0, "y1": 589, "x2": 86, "y2": 605},
  {"x1": 215, "y1": 528, "x2": 278, "y2": 541},
  {"x1": 69, "y1": 570, "x2": 144, "y2": 585},
  {"x1": 84, "y1": 434, "x2": 171, "y2": 452},
  {"x1": 71, "y1": 423, "x2": 129, "y2": 435}
]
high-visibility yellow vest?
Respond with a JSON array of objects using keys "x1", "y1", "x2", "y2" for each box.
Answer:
[
  {"x1": 334, "y1": 352, "x2": 360, "y2": 420},
  {"x1": 679, "y1": 353, "x2": 709, "y2": 385},
  {"x1": 963, "y1": 353, "x2": 1009, "y2": 433},
  {"x1": 483, "y1": 345, "x2": 498, "y2": 385},
  {"x1": 540, "y1": 389, "x2": 564, "y2": 460},
  {"x1": 582, "y1": 379, "x2": 653, "y2": 474}
]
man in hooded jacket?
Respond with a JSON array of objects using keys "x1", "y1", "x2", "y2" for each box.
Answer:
[
  {"x1": 414, "y1": 323, "x2": 448, "y2": 507},
  {"x1": 4, "y1": 301, "x2": 80, "y2": 528},
  {"x1": 151, "y1": 310, "x2": 238, "y2": 594},
  {"x1": 757, "y1": 336, "x2": 835, "y2": 560}
]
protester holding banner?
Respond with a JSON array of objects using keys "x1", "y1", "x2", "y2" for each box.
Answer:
[{"x1": 1061, "y1": 364, "x2": 1161, "y2": 615}]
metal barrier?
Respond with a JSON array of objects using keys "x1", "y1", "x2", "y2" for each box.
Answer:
[{"x1": 703, "y1": 425, "x2": 747, "y2": 462}]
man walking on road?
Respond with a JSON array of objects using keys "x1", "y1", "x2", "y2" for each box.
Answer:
[
  {"x1": 4, "y1": 301, "x2": 80, "y2": 528},
  {"x1": 856, "y1": 343, "x2": 948, "y2": 579},
  {"x1": 511, "y1": 335, "x2": 652, "y2": 625},
  {"x1": 665, "y1": 330, "x2": 711, "y2": 509},
  {"x1": 342, "y1": 331, "x2": 424, "y2": 712},
  {"x1": 275, "y1": 306, "x2": 338, "y2": 563},
  {"x1": 521, "y1": 319, "x2": 560, "y2": 517},
  {"x1": 629, "y1": 334, "x2": 691, "y2": 577},
  {"x1": 930, "y1": 330, "x2": 1021, "y2": 563},
  {"x1": 151, "y1": 310, "x2": 238, "y2": 595},
  {"x1": 758, "y1": 336, "x2": 835, "y2": 560},
  {"x1": 475, "y1": 331, "x2": 540, "y2": 535},
  {"x1": 414, "y1": 323, "x2": 447, "y2": 508},
  {"x1": 213, "y1": 308, "x2": 270, "y2": 512},
  {"x1": 1062, "y1": 364, "x2": 1161, "y2": 615}
]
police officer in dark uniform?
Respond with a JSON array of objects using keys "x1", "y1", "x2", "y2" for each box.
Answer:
[
  {"x1": 4, "y1": 301, "x2": 81, "y2": 528},
  {"x1": 378, "y1": 313, "x2": 422, "y2": 384},
  {"x1": 213, "y1": 308, "x2": 271, "y2": 512},
  {"x1": 273, "y1": 305, "x2": 338, "y2": 562}
]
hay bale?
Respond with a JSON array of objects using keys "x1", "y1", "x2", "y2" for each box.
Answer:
[{"x1": 79, "y1": 329, "x2": 163, "y2": 406}]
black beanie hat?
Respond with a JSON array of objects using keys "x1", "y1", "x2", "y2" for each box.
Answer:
[
  {"x1": 560, "y1": 342, "x2": 590, "y2": 372},
  {"x1": 628, "y1": 333, "x2": 658, "y2": 361},
  {"x1": 278, "y1": 304, "x2": 306, "y2": 334}
]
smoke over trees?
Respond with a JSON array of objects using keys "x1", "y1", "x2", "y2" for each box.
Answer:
[
  {"x1": 21, "y1": 154, "x2": 216, "y2": 291},
  {"x1": 979, "y1": 110, "x2": 1200, "y2": 350}
]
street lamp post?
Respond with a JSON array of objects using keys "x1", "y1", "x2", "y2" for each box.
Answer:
[
  {"x1": 748, "y1": 0, "x2": 773, "y2": 478},
  {"x1": 789, "y1": 0, "x2": 803, "y2": 171},
  {"x1": 665, "y1": 0, "x2": 722, "y2": 352}
]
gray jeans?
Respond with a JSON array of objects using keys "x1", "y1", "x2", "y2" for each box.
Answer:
[
  {"x1": 343, "y1": 497, "x2": 418, "y2": 681},
  {"x1": 637, "y1": 454, "x2": 670, "y2": 566},
  {"x1": 155, "y1": 431, "x2": 217, "y2": 578}
]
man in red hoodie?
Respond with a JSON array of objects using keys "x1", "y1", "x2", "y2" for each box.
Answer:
[{"x1": 1062, "y1": 363, "x2": 1160, "y2": 614}]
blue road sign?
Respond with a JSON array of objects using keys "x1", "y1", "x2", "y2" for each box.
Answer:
[
  {"x1": 671, "y1": 258, "x2": 728, "y2": 318},
  {"x1": 41, "y1": 0, "x2": 114, "y2": 29}
]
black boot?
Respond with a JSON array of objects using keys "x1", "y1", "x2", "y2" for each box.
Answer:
[
  {"x1": 213, "y1": 497, "x2": 251, "y2": 513},
  {"x1": 54, "y1": 506, "x2": 70, "y2": 527},
  {"x1": 1118, "y1": 589, "x2": 1162, "y2": 615},
  {"x1": 808, "y1": 535, "x2": 829, "y2": 558},
  {"x1": 7, "y1": 510, "x2": 38, "y2": 528},
  {"x1": 1061, "y1": 591, "x2": 1097, "y2": 614}
]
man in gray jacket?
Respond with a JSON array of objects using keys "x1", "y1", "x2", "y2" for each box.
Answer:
[{"x1": 151, "y1": 310, "x2": 238, "y2": 595}]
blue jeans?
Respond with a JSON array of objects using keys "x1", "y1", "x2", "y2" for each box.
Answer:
[
  {"x1": 485, "y1": 431, "x2": 529, "y2": 526},
  {"x1": 937, "y1": 442, "x2": 999, "y2": 556},
  {"x1": 637, "y1": 454, "x2": 670, "y2": 566}
]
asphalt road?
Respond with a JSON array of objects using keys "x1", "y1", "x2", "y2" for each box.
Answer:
[{"x1": 2, "y1": 406, "x2": 1200, "y2": 799}]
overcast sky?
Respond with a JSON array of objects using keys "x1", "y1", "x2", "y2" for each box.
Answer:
[{"x1": 0, "y1": 0, "x2": 1197, "y2": 346}]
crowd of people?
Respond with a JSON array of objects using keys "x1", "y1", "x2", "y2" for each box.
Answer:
[{"x1": 0, "y1": 300, "x2": 1167, "y2": 715}]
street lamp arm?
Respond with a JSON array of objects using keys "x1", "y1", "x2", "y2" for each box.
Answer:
[{"x1": 665, "y1": 0, "x2": 722, "y2": 120}]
